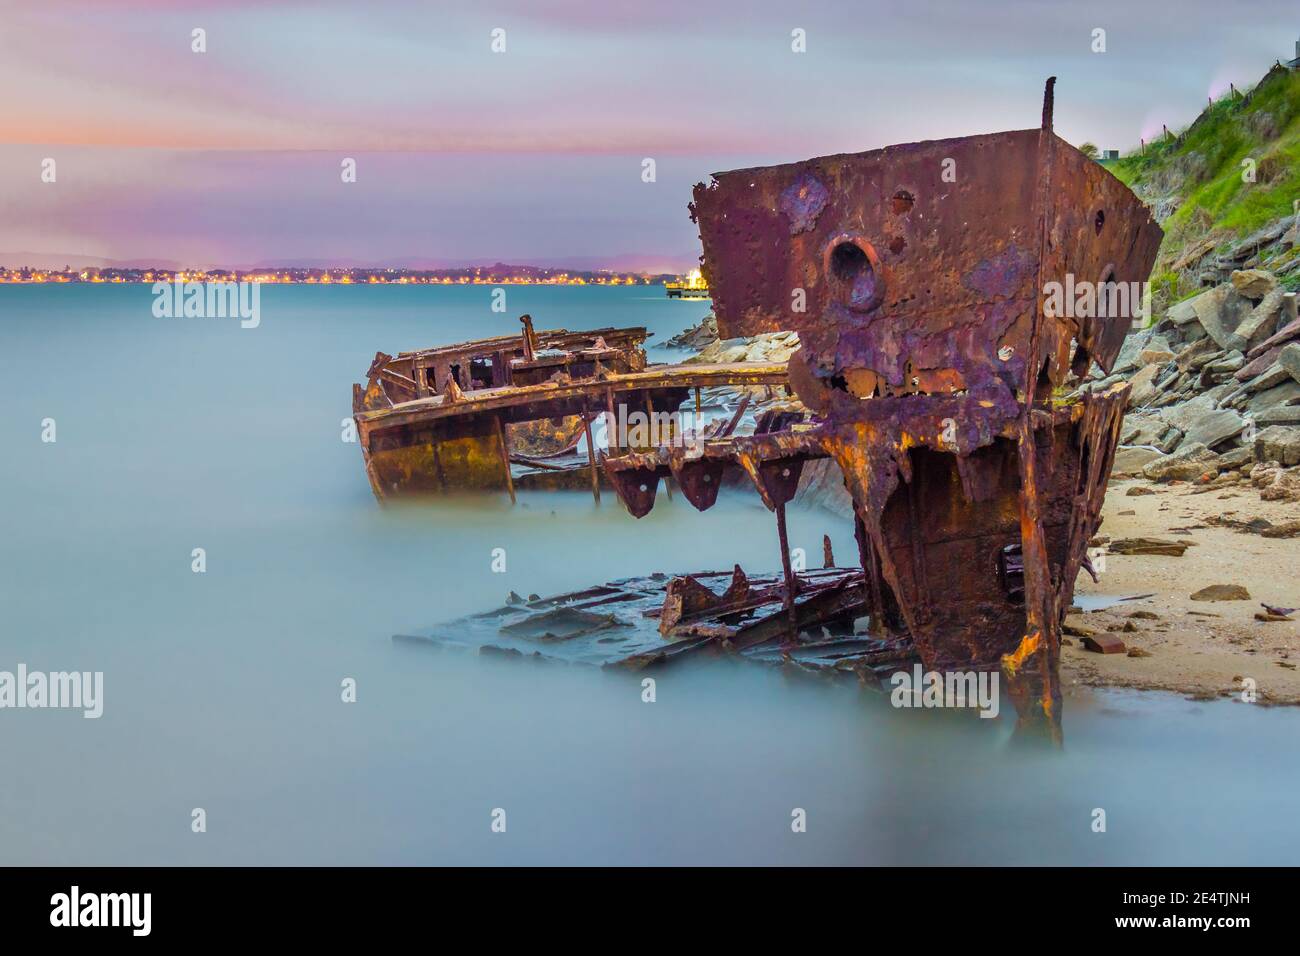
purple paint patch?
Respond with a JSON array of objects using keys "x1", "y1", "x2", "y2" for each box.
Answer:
[
  {"x1": 779, "y1": 174, "x2": 829, "y2": 235},
  {"x1": 963, "y1": 242, "x2": 1035, "y2": 299}
]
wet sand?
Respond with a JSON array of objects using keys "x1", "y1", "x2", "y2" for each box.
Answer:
[{"x1": 1067, "y1": 477, "x2": 1300, "y2": 704}]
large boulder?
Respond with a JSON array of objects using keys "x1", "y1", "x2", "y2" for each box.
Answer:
[
  {"x1": 1166, "y1": 295, "x2": 1201, "y2": 326},
  {"x1": 1111, "y1": 445, "x2": 1165, "y2": 475},
  {"x1": 1236, "y1": 345, "x2": 1283, "y2": 381},
  {"x1": 1113, "y1": 329, "x2": 1159, "y2": 375},
  {"x1": 1226, "y1": 287, "x2": 1285, "y2": 353},
  {"x1": 1157, "y1": 386, "x2": 1234, "y2": 437},
  {"x1": 1256, "y1": 404, "x2": 1300, "y2": 426},
  {"x1": 1190, "y1": 285, "x2": 1255, "y2": 350},
  {"x1": 1180, "y1": 406, "x2": 1244, "y2": 449},
  {"x1": 1244, "y1": 363, "x2": 1294, "y2": 393},
  {"x1": 1246, "y1": 379, "x2": 1300, "y2": 414},
  {"x1": 1142, "y1": 442, "x2": 1222, "y2": 481},
  {"x1": 1255, "y1": 425, "x2": 1300, "y2": 466},
  {"x1": 1121, "y1": 413, "x2": 1180, "y2": 451},
  {"x1": 1230, "y1": 269, "x2": 1279, "y2": 300},
  {"x1": 1249, "y1": 316, "x2": 1300, "y2": 359},
  {"x1": 1126, "y1": 363, "x2": 1162, "y2": 407},
  {"x1": 1279, "y1": 342, "x2": 1300, "y2": 385},
  {"x1": 1174, "y1": 337, "x2": 1219, "y2": 370}
]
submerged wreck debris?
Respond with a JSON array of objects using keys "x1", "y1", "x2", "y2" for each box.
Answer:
[
  {"x1": 600, "y1": 80, "x2": 1162, "y2": 740},
  {"x1": 353, "y1": 314, "x2": 788, "y2": 500},
  {"x1": 396, "y1": 562, "x2": 918, "y2": 682}
]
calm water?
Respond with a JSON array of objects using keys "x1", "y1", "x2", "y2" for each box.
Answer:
[{"x1": 1, "y1": 284, "x2": 1297, "y2": 865}]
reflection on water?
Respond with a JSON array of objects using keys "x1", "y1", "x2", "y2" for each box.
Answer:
[{"x1": 1, "y1": 286, "x2": 1298, "y2": 865}]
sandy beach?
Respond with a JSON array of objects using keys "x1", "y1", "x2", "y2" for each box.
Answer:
[{"x1": 1067, "y1": 476, "x2": 1300, "y2": 703}]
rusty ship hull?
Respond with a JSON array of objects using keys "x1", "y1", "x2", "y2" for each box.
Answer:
[
  {"x1": 353, "y1": 316, "x2": 790, "y2": 502},
  {"x1": 600, "y1": 81, "x2": 1161, "y2": 738}
]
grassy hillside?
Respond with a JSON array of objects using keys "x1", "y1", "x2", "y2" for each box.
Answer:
[{"x1": 1104, "y1": 64, "x2": 1300, "y2": 305}]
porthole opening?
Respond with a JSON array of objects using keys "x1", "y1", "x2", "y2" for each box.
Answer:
[{"x1": 830, "y1": 241, "x2": 870, "y2": 282}]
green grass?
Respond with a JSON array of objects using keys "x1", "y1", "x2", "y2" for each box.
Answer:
[{"x1": 1112, "y1": 67, "x2": 1300, "y2": 270}]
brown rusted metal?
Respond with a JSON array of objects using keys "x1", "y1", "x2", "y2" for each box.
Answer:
[
  {"x1": 775, "y1": 501, "x2": 798, "y2": 644},
  {"x1": 403, "y1": 564, "x2": 917, "y2": 682},
  {"x1": 582, "y1": 411, "x2": 601, "y2": 504},
  {"x1": 602, "y1": 80, "x2": 1161, "y2": 739},
  {"x1": 493, "y1": 414, "x2": 516, "y2": 505},
  {"x1": 354, "y1": 319, "x2": 788, "y2": 500},
  {"x1": 519, "y1": 314, "x2": 537, "y2": 363}
]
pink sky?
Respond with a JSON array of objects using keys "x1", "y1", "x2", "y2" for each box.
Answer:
[{"x1": 1, "y1": 0, "x2": 1295, "y2": 267}]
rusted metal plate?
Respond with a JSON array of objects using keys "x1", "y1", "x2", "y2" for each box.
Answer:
[{"x1": 1080, "y1": 633, "x2": 1127, "y2": 655}]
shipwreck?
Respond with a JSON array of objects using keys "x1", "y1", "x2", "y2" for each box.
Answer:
[
  {"x1": 353, "y1": 314, "x2": 788, "y2": 501},
  {"x1": 374, "y1": 80, "x2": 1163, "y2": 741}
]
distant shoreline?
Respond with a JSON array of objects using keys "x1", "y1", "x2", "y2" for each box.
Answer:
[{"x1": 0, "y1": 270, "x2": 678, "y2": 287}]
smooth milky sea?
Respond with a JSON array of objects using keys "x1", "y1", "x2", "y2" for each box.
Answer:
[{"x1": 2, "y1": 284, "x2": 1297, "y2": 864}]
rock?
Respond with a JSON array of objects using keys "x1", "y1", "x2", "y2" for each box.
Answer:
[
  {"x1": 1114, "y1": 330, "x2": 1161, "y2": 375},
  {"x1": 1203, "y1": 351, "x2": 1245, "y2": 375},
  {"x1": 1248, "y1": 317, "x2": 1300, "y2": 359},
  {"x1": 1124, "y1": 482, "x2": 1157, "y2": 495},
  {"x1": 1179, "y1": 407, "x2": 1244, "y2": 449},
  {"x1": 1081, "y1": 634, "x2": 1127, "y2": 654},
  {"x1": 1219, "y1": 445, "x2": 1256, "y2": 469},
  {"x1": 1255, "y1": 425, "x2": 1300, "y2": 466},
  {"x1": 1224, "y1": 217, "x2": 1293, "y2": 260},
  {"x1": 793, "y1": 457, "x2": 854, "y2": 517},
  {"x1": 1256, "y1": 404, "x2": 1300, "y2": 426},
  {"x1": 1062, "y1": 615, "x2": 1099, "y2": 637},
  {"x1": 1244, "y1": 362, "x2": 1293, "y2": 393},
  {"x1": 1190, "y1": 285, "x2": 1253, "y2": 350},
  {"x1": 1227, "y1": 288, "x2": 1286, "y2": 353},
  {"x1": 1139, "y1": 348, "x2": 1176, "y2": 366},
  {"x1": 1112, "y1": 446, "x2": 1163, "y2": 476},
  {"x1": 1126, "y1": 363, "x2": 1162, "y2": 406},
  {"x1": 1142, "y1": 442, "x2": 1221, "y2": 482},
  {"x1": 1127, "y1": 610, "x2": 1160, "y2": 619},
  {"x1": 1157, "y1": 387, "x2": 1232, "y2": 436},
  {"x1": 1235, "y1": 345, "x2": 1283, "y2": 381},
  {"x1": 1121, "y1": 413, "x2": 1171, "y2": 446},
  {"x1": 1259, "y1": 466, "x2": 1300, "y2": 502},
  {"x1": 1166, "y1": 295, "x2": 1202, "y2": 326},
  {"x1": 1127, "y1": 647, "x2": 1153, "y2": 657},
  {"x1": 1189, "y1": 584, "x2": 1251, "y2": 601},
  {"x1": 1245, "y1": 379, "x2": 1300, "y2": 413},
  {"x1": 665, "y1": 314, "x2": 719, "y2": 349},
  {"x1": 1189, "y1": 347, "x2": 1226, "y2": 371},
  {"x1": 1108, "y1": 536, "x2": 1189, "y2": 556},
  {"x1": 1280, "y1": 343, "x2": 1300, "y2": 385},
  {"x1": 1230, "y1": 269, "x2": 1279, "y2": 300},
  {"x1": 1174, "y1": 337, "x2": 1219, "y2": 370}
]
